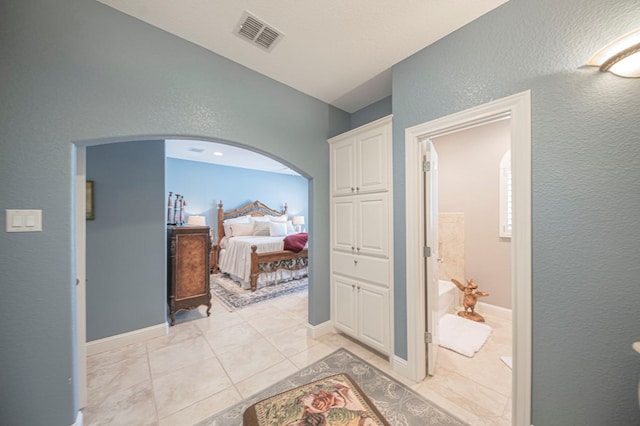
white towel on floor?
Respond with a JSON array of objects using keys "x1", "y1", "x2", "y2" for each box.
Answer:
[{"x1": 438, "y1": 313, "x2": 492, "y2": 357}]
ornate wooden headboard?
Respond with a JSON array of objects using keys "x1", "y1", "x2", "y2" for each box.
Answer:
[{"x1": 216, "y1": 200, "x2": 288, "y2": 241}]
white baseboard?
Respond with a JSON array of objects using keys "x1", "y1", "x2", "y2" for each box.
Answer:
[
  {"x1": 86, "y1": 322, "x2": 167, "y2": 356},
  {"x1": 306, "y1": 320, "x2": 334, "y2": 339},
  {"x1": 391, "y1": 353, "x2": 411, "y2": 378},
  {"x1": 476, "y1": 301, "x2": 512, "y2": 321},
  {"x1": 72, "y1": 410, "x2": 83, "y2": 426}
]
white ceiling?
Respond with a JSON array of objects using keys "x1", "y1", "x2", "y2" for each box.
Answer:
[
  {"x1": 103, "y1": 0, "x2": 508, "y2": 172},
  {"x1": 165, "y1": 139, "x2": 300, "y2": 175},
  {"x1": 98, "y1": 0, "x2": 508, "y2": 113}
]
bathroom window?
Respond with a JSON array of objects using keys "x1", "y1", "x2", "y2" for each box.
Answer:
[{"x1": 499, "y1": 150, "x2": 512, "y2": 238}]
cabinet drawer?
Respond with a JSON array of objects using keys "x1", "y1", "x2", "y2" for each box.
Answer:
[{"x1": 332, "y1": 252, "x2": 389, "y2": 287}]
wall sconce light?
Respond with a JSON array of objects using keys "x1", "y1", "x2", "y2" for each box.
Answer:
[
  {"x1": 587, "y1": 28, "x2": 640, "y2": 77},
  {"x1": 186, "y1": 215, "x2": 206, "y2": 226},
  {"x1": 293, "y1": 215, "x2": 305, "y2": 232}
]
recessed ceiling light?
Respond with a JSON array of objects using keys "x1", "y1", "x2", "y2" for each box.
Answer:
[
  {"x1": 188, "y1": 147, "x2": 205, "y2": 153},
  {"x1": 213, "y1": 151, "x2": 223, "y2": 156}
]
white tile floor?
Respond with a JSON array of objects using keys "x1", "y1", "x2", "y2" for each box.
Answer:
[{"x1": 84, "y1": 291, "x2": 512, "y2": 425}]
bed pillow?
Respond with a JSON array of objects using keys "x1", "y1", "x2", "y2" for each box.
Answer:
[
  {"x1": 284, "y1": 232, "x2": 308, "y2": 252},
  {"x1": 270, "y1": 214, "x2": 288, "y2": 223},
  {"x1": 251, "y1": 215, "x2": 271, "y2": 223},
  {"x1": 253, "y1": 221, "x2": 270, "y2": 236},
  {"x1": 231, "y1": 222, "x2": 255, "y2": 236},
  {"x1": 223, "y1": 215, "x2": 250, "y2": 236},
  {"x1": 286, "y1": 220, "x2": 295, "y2": 234},
  {"x1": 269, "y1": 221, "x2": 288, "y2": 237}
]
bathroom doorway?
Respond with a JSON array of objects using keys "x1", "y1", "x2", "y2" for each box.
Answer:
[{"x1": 404, "y1": 91, "x2": 532, "y2": 425}]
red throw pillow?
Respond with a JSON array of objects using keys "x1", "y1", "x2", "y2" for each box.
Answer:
[{"x1": 283, "y1": 232, "x2": 308, "y2": 252}]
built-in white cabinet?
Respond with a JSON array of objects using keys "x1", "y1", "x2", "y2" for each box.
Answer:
[
  {"x1": 330, "y1": 119, "x2": 391, "y2": 196},
  {"x1": 331, "y1": 193, "x2": 389, "y2": 257},
  {"x1": 333, "y1": 275, "x2": 389, "y2": 354},
  {"x1": 329, "y1": 115, "x2": 393, "y2": 356}
]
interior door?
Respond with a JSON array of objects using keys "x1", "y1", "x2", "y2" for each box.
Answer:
[{"x1": 424, "y1": 139, "x2": 440, "y2": 376}]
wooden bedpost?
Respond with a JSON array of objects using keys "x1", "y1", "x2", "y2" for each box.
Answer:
[
  {"x1": 217, "y1": 200, "x2": 225, "y2": 243},
  {"x1": 250, "y1": 245, "x2": 259, "y2": 292}
]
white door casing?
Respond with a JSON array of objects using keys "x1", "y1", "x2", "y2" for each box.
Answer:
[
  {"x1": 403, "y1": 91, "x2": 531, "y2": 426},
  {"x1": 424, "y1": 139, "x2": 440, "y2": 376}
]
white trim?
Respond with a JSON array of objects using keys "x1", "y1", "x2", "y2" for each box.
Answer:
[
  {"x1": 327, "y1": 114, "x2": 392, "y2": 143},
  {"x1": 72, "y1": 410, "x2": 83, "y2": 426},
  {"x1": 391, "y1": 353, "x2": 411, "y2": 379},
  {"x1": 403, "y1": 90, "x2": 532, "y2": 426},
  {"x1": 476, "y1": 301, "x2": 513, "y2": 321},
  {"x1": 86, "y1": 323, "x2": 167, "y2": 356},
  {"x1": 306, "y1": 320, "x2": 334, "y2": 339}
]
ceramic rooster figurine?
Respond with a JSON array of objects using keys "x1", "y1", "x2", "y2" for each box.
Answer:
[{"x1": 451, "y1": 278, "x2": 489, "y2": 322}]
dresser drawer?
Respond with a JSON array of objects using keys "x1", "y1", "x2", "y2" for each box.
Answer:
[{"x1": 332, "y1": 252, "x2": 389, "y2": 287}]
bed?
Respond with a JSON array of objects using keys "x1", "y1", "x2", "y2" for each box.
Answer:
[{"x1": 212, "y1": 200, "x2": 308, "y2": 291}]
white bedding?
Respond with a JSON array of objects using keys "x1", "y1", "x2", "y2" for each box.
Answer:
[{"x1": 218, "y1": 235, "x2": 307, "y2": 290}]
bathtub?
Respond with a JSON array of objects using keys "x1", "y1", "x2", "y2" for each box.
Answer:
[{"x1": 439, "y1": 280, "x2": 457, "y2": 318}]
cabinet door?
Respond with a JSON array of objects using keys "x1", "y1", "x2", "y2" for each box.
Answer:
[
  {"x1": 331, "y1": 196, "x2": 356, "y2": 253},
  {"x1": 330, "y1": 138, "x2": 356, "y2": 196},
  {"x1": 356, "y1": 124, "x2": 390, "y2": 194},
  {"x1": 357, "y1": 282, "x2": 389, "y2": 354},
  {"x1": 332, "y1": 274, "x2": 358, "y2": 336},
  {"x1": 356, "y1": 193, "x2": 389, "y2": 258}
]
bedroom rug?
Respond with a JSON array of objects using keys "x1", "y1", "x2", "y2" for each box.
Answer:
[
  {"x1": 439, "y1": 313, "x2": 493, "y2": 358},
  {"x1": 194, "y1": 348, "x2": 468, "y2": 426},
  {"x1": 210, "y1": 273, "x2": 307, "y2": 311}
]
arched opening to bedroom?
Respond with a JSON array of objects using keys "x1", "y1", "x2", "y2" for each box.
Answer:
[{"x1": 72, "y1": 135, "x2": 313, "y2": 408}]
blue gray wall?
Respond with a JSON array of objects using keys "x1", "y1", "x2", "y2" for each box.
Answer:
[
  {"x1": 3, "y1": 0, "x2": 640, "y2": 424},
  {"x1": 0, "y1": 0, "x2": 348, "y2": 424},
  {"x1": 350, "y1": 96, "x2": 392, "y2": 129},
  {"x1": 166, "y1": 157, "x2": 308, "y2": 241},
  {"x1": 392, "y1": 0, "x2": 640, "y2": 424},
  {"x1": 86, "y1": 141, "x2": 166, "y2": 341}
]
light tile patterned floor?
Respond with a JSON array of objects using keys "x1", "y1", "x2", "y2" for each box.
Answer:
[{"x1": 83, "y1": 292, "x2": 512, "y2": 425}]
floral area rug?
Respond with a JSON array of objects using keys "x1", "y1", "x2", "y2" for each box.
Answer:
[
  {"x1": 210, "y1": 273, "x2": 308, "y2": 311},
  {"x1": 194, "y1": 348, "x2": 469, "y2": 426}
]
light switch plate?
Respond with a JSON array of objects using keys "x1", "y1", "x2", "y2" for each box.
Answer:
[{"x1": 6, "y1": 209, "x2": 42, "y2": 232}]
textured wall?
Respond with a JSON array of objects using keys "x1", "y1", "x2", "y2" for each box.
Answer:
[
  {"x1": 350, "y1": 96, "x2": 392, "y2": 129},
  {"x1": 86, "y1": 141, "x2": 166, "y2": 341},
  {"x1": 392, "y1": 0, "x2": 640, "y2": 424},
  {"x1": 0, "y1": 0, "x2": 348, "y2": 424}
]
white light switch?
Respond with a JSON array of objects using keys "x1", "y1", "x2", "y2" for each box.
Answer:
[
  {"x1": 6, "y1": 209, "x2": 42, "y2": 232},
  {"x1": 12, "y1": 214, "x2": 23, "y2": 227}
]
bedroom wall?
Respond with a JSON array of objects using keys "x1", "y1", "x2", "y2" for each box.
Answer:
[
  {"x1": 86, "y1": 141, "x2": 166, "y2": 341},
  {"x1": 0, "y1": 1, "x2": 349, "y2": 424},
  {"x1": 392, "y1": 0, "x2": 640, "y2": 424},
  {"x1": 166, "y1": 157, "x2": 309, "y2": 240}
]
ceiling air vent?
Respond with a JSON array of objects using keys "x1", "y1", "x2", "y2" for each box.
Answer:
[{"x1": 236, "y1": 12, "x2": 284, "y2": 52}]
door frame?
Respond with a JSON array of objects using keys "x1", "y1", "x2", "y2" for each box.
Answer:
[{"x1": 404, "y1": 90, "x2": 531, "y2": 425}]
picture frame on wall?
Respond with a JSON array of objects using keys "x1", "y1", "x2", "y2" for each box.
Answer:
[{"x1": 86, "y1": 180, "x2": 95, "y2": 220}]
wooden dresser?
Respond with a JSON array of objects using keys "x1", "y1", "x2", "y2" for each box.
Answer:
[{"x1": 167, "y1": 225, "x2": 212, "y2": 325}]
